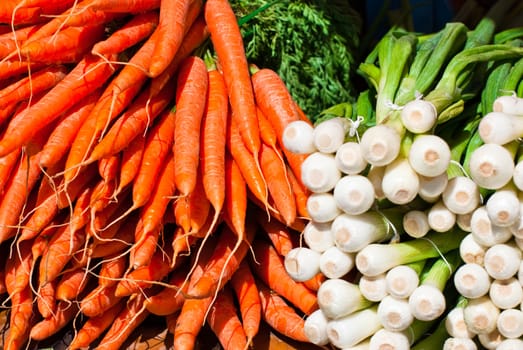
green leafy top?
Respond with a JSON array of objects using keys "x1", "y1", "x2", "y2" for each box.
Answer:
[{"x1": 231, "y1": 0, "x2": 362, "y2": 121}]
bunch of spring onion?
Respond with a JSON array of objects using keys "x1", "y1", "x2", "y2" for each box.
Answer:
[{"x1": 280, "y1": 19, "x2": 523, "y2": 349}]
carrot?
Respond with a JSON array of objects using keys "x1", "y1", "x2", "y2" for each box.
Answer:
[
  {"x1": 0, "y1": 150, "x2": 43, "y2": 244},
  {"x1": 80, "y1": 283, "x2": 122, "y2": 318},
  {"x1": 173, "y1": 55, "x2": 208, "y2": 196},
  {"x1": 254, "y1": 210, "x2": 299, "y2": 257},
  {"x1": 303, "y1": 272, "x2": 327, "y2": 292},
  {"x1": 16, "y1": 23, "x2": 105, "y2": 63},
  {"x1": 0, "y1": 53, "x2": 117, "y2": 157},
  {"x1": 258, "y1": 282, "x2": 309, "y2": 342},
  {"x1": 4, "y1": 285, "x2": 34, "y2": 350},
  {"x1": 38, "y1": 224, "x2": 88, "y2": 284},
  {"x1": 259, "y1": 143, "x2": 296, "y2": 226},
  {"x1": 5, "y1": 240, "x2": 33, "y2": 296},
  {"x1": 149, "y1": 14, "x2": 209, "y2": 98},
  {"x1": 96, "y1": 294, "x2": 150, "y2": 350},
  {"x1": 88, "y1": 216, "x2": 136, "y2": 259},
  {"x1": 147, "y1": 0, "x2": 192, "y2": 77},
  {"x1": 132, "y1": 155, "x2": 175, "y2": 266},
  {"x1": 99, "y1": 253, "x2": 128, "y2": 287},
  {"x1": 116, "y1": 133, "x2": 145, "y2": 195},
  {"x1": 227, "y1": 117, "x2": 272, "y2": 211},
  {"x1": 130, "y1": 225, "x2": 161, "y2": 269},
  {"x1": 91, "y1": 191, "x2": 131, "y2": 236},
  {"x1": 1, "y1": 6, "x2": 41, "y2": 26},
  {"x1": 224, "y1": 155, "x2": 247, "y2": 239},
  {"x1": 250, "y1": 239, "x2": 318, "y2": 315},
  {"x1": 0, "y1": 60, "x2": 45, "y2": 81},
  {"x1": 89, "y1": 177, "x2": 117, "y2": 214},
  {"x1": 0, "y1": 148, "x2": 20, "y2": 195},
  {"x1": 98, "y1": 154, "x2": 120, "y2": 184},
  {"x1": 39, "y1": 90, "x2": 100, "y2": 169},
  {"x1": 91, "y1": 10, "x2": 158, "y2": 56},
  {"x1": 69, "y1": 300, "x2": 125, "y2": 350},
  {"x1": 36, "y1": 279, "x2": 57, "y2": 319},
  {"x1": 87, "y1": 81, "x2": 175, "y2": 163},
  {"x1": 30, "y1": 300, "x2": 79, "y2": 341},
  {"x1": 230, "y1": 260, "x2": 261, "y2": 345},
  {"x1": 115, "y1": 247, "x2": 173, "y2": 297},
  {"x1": 199, "y1": 63, "x2": 228, "y2": 234},
  {"x1": 204, "y1": 0, "x2": 260, "y2": 157},
  {"x1": 286, "y1": 164, "x2": 310, "y2": 219},
  {"x1": 144, "y1": 267, "x2": 190, "y2": 316},
  {"x1": 89, "y1": 0, "x2": 161, "y2": 13},
  {"x1": 207, "y1": 285, "x2": 248, "y2": 350},
  {"x1": 0, "y1": 270, "x2": 6, "y2": 295},
  {"x1": 188, "y1": 222, "x2": 255, "y2": 298},
  {"x1": 132, "y1": 108, "x2": 175, "y2": 211},
  {"x1": 173, "y1": 170, "x2": 211, "y2": 235},
  {"x1": 173, "y1": 237, "x2": 217, "y2": 350},
  {"x1": 56, "y1": 266, "x2": 91, "y2": 301},
  {"x1": 251, "y1": 67, "x2": 300, "y2": 145},
  {"x1": 0, "y1": 65, "x2": 67, "y2": 109}
]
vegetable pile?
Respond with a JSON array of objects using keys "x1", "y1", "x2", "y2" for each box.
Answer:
[
  {"x1": 0, "y1": 0, "x2": 320, "y2": 349},
  {"x1": 281, "y1": 19, "x2": 523, "y2": 349},
  {"x1": 1, "y1": 1, "x2": 523, "y2": 350}
]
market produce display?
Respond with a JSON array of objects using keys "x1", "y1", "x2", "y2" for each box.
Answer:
[{"x1": 0, "y1": 1, "x2": 522, "y2": 350}]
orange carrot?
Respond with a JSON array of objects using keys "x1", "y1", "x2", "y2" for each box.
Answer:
[
  {"x1": 87, "y1": 82, "x2": 175, "y2": 162},
  {"x1": 38, "y1": 225, "x2": 88, "y2": 284},
  {"x1": 258, "y1": 283, "x2": 309, "y2": 342},
  {"x1": 88, "y1": 217, "x2": 136, "y2": 259},
  {"x1": 99, "y1": 253, "x2": 128, "y2": 287},
  {"x1": 224, "y1": 155, "x2": 247, "y2": 239},
  {"x1": 207, "y1": 285, "x2": 248, "y2": 350},
  {"x1": 0, "y1": 148, "x2": 20, "y2": 195},
  {"x1": 39, "y1": 90, "x2": 100, "y2": 169},
  {"x1": 166, "y1": 310, "x2": 181, "y2": 334},
  {"x1": 250, "y1": 239, "x2": 318, "y2": 315},
  {"x1": 230, "y1": 260, "x2": 261, "y2": 345},
  {"x1": 80, "y1": 284, "x2": 121, "y2": 318},
  {"x1": 115, "y1": 247, "x2": 173, "y2": 297},
  {"x1": 147, "y1": 0, "x2": 192, "y2": 77},
  {"x1": 286, "y1": 164, "x2": 310, "y2": 219},
  {"x1": 89, "y1": 0, "x2": 161, "y2": 12},
  {"x1": 0, "y1": 60, "x2": 45, "y2": 81},
  {"x1": 173, "y1": 55, "x2": 208, "y2": 196},
  {"x1": 227, "y1": 117, "x2": 271, "y2": 211},
  {"x1": 0, "y1": 65, "x2": 67, "y2": 109},
  {"x1": 259, "y1": 143, "x2": 296, "y2": 226},
  {"x1": 0, "y1": 53, "x2": 116, "y2": 157},
  {"x1": 5, "y1": 240, "x2": 33, "y2": 296},
  {"x1": 149, "y1": 14, "x2": 209, "y2": 98},
  {"x1": 91, "y1": 11, "x2": 159, "y2": 56},
  {"x1": 36, "y1": 279, "x2": 57, "y2": 319},
  {"x1": 204, "y1": 0, "x2": 260, "y2": 157},
  {"x1": 96, "y1": 293, "x2": 150, "y2": 350},
  {"x1": 130, "y1": 225, "x2": 161, "y2": 269},
  {"x1": 116, "y1": 134, "x2": 145, "y2": 195},
  {"x1": 251, "y1": 67, "x2": 300, "y2": 145},
  {"x1": 69, "y1": 301, "x2": 125, "y2": 350},
  {"x1": 132, "y1": 108, "x2": 175, "y2": 211},
  {"x1": 0, "y1": 150, "x2": 43, "y2": 244},
  {"x1": 4, "y1": 285, "x2": 34, "y2": 350},
  {"x1": 56, "y1": 267, "x2": 91, "y2": 301},
  {"x1": 144, "y1": 267, "x2": 190, "y2": 316},
  {"x1": 254, "y1": 210, "x2": 299, "y2": 257},
  {"x1": 303, "y1": 272, "x2": 327, "y2": 292},
  {"x1": 173, "y1": 170, "x2": 211, "y2": 235},
  {"x1": 200, "y1": 64, "x2": 228, "y2": 233},
  {"x1": 188, "y1": 222, "x2": 254, "y2": 298},
  {"x1": 98, "y1": 154, "x2": 120, "y2": 184},
  {"x1": 30, "y1": 300, "x2": 79, "y2": 341},
  {"x1": 16, "y1": 23, "x2": 105, "y2": 63}
]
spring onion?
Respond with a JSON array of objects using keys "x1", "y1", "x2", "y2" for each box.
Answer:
[
  {"x1": 454, "y1": 263, "x2": 491, "y2": 299},
  {"x1": 326, "y1": 306, "x2": 381, "y2": 349},
  {"x1": 317, "y1": 278, "x2": 374, "y2": 319}
]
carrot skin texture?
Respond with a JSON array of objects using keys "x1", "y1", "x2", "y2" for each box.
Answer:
[
  {"x1": 30, "y1": 300, "x2": 79, "y2": 341},
  {"x1": 69, "y1": 301, "x2": 125, "y2": 350},
  {"x1": 0, "y1": 54, "x2": 116, "y2": 157},
  {"x1": 80, "y1": 284, "x2": 122, "y2": 318},
  {"x1": 230, "y1": 260, "x2": 261, "y2": 344},
  {"x1": 144, "y1": 267, "x2": 189, "y2": 316},
  {"x1": 173, "y1": 55, "x2": 208, "y2": 196},
  {"x1": 258, "y1": 283, "x2": 309, "y2": 342},
  {"x1": 204, "y1": 0, "x2": 260, "y2": 156},
  {"x1": 207, "y1": 286, "x2": 248, "y2": 350},
  {"x1": 251, "y1": 239, "x2": 318, "y2": 315},
  {"x1": 4, "y1": 286, "x2": 34, "y2": 350},
  {"x1": 36, "y1": 279, "x2": 57, "y2": 319}
]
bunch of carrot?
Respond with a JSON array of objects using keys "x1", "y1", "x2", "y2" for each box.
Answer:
[{"x1": 0, "y1": 0, "x2": 320, "y2": 349}]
